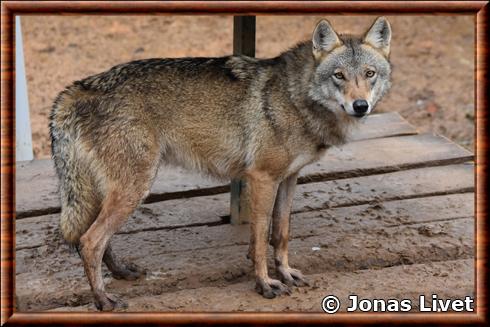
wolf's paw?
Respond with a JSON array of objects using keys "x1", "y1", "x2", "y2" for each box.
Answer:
[
  {"x1": 111, "y1": 262, "x2": 144, "y2": 281},
  {"x1": 277, "y1": 266, "x2": 310, "y2": 287},
  {"x1": 94, "y1": 292, "x2": 128, "y2": 311},
  {"x1": 255, "y1": 277, "x2": 291, "y2": 299}
]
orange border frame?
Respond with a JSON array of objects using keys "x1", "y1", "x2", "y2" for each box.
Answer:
[{"x1": 1, "y1": 1, "x2": 488, "y2": 325}]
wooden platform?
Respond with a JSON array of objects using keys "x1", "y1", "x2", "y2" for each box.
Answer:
[{"x1": 15, "y1": 112, "x2": 475, "y2": 312}]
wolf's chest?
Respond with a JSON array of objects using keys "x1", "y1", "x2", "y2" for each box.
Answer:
[
  {"x1": 286, "y1": 153, "x2": 316, "y2": 176},
  {"x1": 284, "y1": 140, "x2": 331, "y2": 177}
]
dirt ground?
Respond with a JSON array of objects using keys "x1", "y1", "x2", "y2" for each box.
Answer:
[
  {"x1": 21, "y1": 15, "x2": 474, "y2": 159},
  {"x1": 48, "y1": 260, "x2": 473, "y2": 312}
]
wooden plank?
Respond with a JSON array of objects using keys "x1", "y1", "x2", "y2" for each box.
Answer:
[
  {"x1": 49, "y1": 259, "x2": 474, "y2": 312},
  {"x1": 294, "y1": 163, "x2": 474, "y2": 212},
  {"x1": 15, "y1": 160, "x2": 226, "y2": 218},
  {"x1": 348, "y1": 112, "x2": 417, "y2": 141},
  {"x1": 16, "y1": 194, "x2": 474, "y2": 311},
  {"x1": 300, "y1": 133, "x2": 473, "y2": 181},
  {"x1": 16, "y1": 132, "x2": 472, "y2": 218},
  {"x1": 16, "y1": 164, "x2": 474, "y2": 250}
]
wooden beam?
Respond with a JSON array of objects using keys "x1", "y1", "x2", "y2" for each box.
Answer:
[
  {"x1": 230, "y1": 16, "x2": 256, "y2": 225},
  {"x1": 233, "y1": 16, "x2": 256, "y2": 57}
]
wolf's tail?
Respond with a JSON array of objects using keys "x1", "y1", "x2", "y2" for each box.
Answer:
[{"x1": 49, "y1": 88, "x2": 101, "y2": 245}]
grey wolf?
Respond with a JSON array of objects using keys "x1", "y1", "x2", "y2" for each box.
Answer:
[{"x1": 50, "y1": 17, "x2": 392, "y2": 311}]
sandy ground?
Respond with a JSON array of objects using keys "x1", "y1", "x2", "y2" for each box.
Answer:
[
  {"x1": 21, "y1": 15, "x2": 474, "y2": 158},
  {"x1": 48, "y1": 259, "x2": 473, "y2": 312},
  {"x1": 17, "y1": 189, "x2": 474, "y2": 312}
]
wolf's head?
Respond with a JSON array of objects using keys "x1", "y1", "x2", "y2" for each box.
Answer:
[{"x1": 309, "y1": 17, "x2": 392, "y2": 118}]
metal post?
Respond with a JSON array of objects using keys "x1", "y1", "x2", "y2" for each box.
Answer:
[
  {"x1": 15, "y1": 16, "x2": 33, "y2": 161},
  {"x1": 230, "y1": 16, "x2": 255, "y2": 225}
]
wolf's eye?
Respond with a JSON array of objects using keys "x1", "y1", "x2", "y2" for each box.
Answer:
[
  {"x1": 366, "y1": 70, "x2": 376, "y2": 78},
  {"x1": 333, "y1": 72, "x2": 344, "y2": 80}
]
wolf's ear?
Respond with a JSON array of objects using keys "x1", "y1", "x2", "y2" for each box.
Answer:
[
  {"x1": 363, "y1": 17, "x2": 392, "y2": 57},
  {"x1": 312, "y1": 20, "x2": 342, "y2": 56}
]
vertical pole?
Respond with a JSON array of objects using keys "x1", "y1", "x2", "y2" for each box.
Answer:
[
  {"x1": 233, "y1": 16, "x2": 256, "y2": 57},
  {"x1": 230, "y1": 16, "x2": 255, "y2": 225},
  {"x1": 15, "y1": 16, "x2": 33, "y2": 162}
]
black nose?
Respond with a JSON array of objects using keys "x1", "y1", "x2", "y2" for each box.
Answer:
[{"x1": 353, "y1": 100, "x2": 369, "y2": 115}]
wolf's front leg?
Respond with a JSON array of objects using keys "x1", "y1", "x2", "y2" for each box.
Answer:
[
  {"x1": 270, "y1": 173, "x2": 309, "y2": 287},
  {"x1": 247, "y1": 171, "x2": 290, "y2": 299}
]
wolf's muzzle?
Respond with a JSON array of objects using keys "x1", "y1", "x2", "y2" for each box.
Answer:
[{"x1": 353, "y1": 100, "x2": 369, "y2": 117}]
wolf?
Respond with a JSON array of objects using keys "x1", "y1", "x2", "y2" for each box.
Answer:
[{"x1": 49, "y1": 17, "x2": 392, "y2": 310}]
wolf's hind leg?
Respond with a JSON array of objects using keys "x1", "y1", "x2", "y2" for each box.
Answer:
[
  {"x1": 80, "y1": 152, "x2": 158, "y2": 311},
  {"x1": 80, "y1": 188, "x2": 146, "y2": 311},
  {"x1": 270, "y1": 173, "x2": 309, "y2": 287},
  {"x1": 77, "y1": 126, "x2": 161, "y2": 311},
  {"x1": 103, "y1": 243, "x2": 143, "y2": 281}
]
